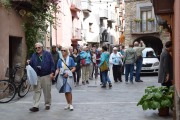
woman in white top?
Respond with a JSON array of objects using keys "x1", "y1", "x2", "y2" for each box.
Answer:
[{"x1": 109, "y1": 47, "x2": 123, "y2": 82}]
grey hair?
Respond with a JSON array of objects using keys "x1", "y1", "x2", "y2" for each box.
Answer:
[
  {"x1": 35, "y1": 42, "x2": 43, "y2": 47},
  {"x1": 69, "y1": 46, "x2": 73, "y2": 50}
]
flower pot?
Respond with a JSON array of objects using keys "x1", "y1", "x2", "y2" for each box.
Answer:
[{"x1": 158, "y1": 107, "x2": 169, "y2": 116}]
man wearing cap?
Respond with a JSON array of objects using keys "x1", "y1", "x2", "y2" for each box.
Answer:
[
  {"x1": 133, "y1": 40, "x2": 146, "y2": 82},
  {"x1": 51, "y1": 45, "x2": 59, "y2": 68},
  {"x1": 158, "y1": 41, "x2": 173, "y2": 88}
]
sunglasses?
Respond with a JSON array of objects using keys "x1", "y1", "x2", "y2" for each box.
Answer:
[
  {"x1": 35, "y1": 47, "x2": 41, "y2": 49},
  {"x1": 61, "y1": 50, "x2": 66, "y2": 52}
]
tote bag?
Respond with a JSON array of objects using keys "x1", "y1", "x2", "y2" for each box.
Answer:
[{"x1": 100, "y1": 60, "x2": 108, "y2": 72}]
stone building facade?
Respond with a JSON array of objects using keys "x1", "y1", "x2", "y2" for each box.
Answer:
[{"x1": 124, "y1": 0, "x2": 170, "y2": 55}]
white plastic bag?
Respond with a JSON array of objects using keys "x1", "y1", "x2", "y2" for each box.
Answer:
[{"x1": 26, "y1": 65, "x2": 37, "y2": 85}]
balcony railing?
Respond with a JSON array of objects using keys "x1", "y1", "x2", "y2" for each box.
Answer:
[
  {"x1": 70, "y1": 0, "x2": 81, "y2": 12},
  {"x1": 71, "y1": 27, "x2": 81, "y2": 41},
  {"x1": 82, "y1": 1, "x2": 91, "y2": 13},
  {"x1": 130, "y1": 20, "x2": 157, "y2": 34},
  {"x1": 115, "y1": 18, "x2": 121, "y2": 27},
  {"x1": 100, "y1": 9, "x2": 108, "y2": 19},
  {"x1": 108, "y1": 12, "x2": 115, "y2": 22},
  {"x1": 119, "y1": 12, "x2": 123, "y2": 17}
]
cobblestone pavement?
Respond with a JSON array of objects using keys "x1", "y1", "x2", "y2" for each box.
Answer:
[{"x1": 0, "y1": 72, "x2": 173, "y2": 120}]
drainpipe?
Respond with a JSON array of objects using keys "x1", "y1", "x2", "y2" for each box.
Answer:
[{"x1": 50, "y1": 23, "x2": 52, "y2": 49}]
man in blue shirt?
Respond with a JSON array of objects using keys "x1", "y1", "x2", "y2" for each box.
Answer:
[{"x1": 27, "y1": 43, "x2": 55, "y2": 112}]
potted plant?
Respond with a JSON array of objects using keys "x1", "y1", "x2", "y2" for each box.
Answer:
[
  {"x1": 134, "y1": 19, "x2": 142, "y2": 23},
  {"x1": 137, "y1": 86, "x2": 174, "y2": 116},
  {"x1": 147, "y1": 18, "x2": 155, "y2": 22},
  {"x1": 119, "y1": 34, "x2": 125, "y2": 43}
]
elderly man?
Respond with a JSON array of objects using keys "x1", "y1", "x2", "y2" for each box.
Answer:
[
  {"x1": 69, "y1": 46, "x2": 73, "y2": 56},
  {"x1": 123, "y1": 44, "x2": 137, "y2": 84},
  {"x1": 158, "y1": 41, "x2": 173, "y2": 88},
  {"x1": 27, "y1": 43, "x2": 55, "y2": 112},
  {"x1": 133, "y1": 40, "x2": 146, "y2": 82}
]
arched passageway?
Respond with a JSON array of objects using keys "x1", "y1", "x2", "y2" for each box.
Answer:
[{"x1": 133, "y1": 36, "x2": 163, "y2": 55}]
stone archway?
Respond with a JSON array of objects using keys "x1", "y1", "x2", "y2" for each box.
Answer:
[{"x1": 133, "y1": 36, "x2": 163, "y2": 55}]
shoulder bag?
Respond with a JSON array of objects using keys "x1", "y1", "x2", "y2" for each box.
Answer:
[{"x1": 100, "y1": 60, "x2": 108, "y2": 72}]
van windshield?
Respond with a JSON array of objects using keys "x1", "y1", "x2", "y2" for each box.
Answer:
[{"x1": 142, "y1": 50, "x2": 157, "y2": 58}]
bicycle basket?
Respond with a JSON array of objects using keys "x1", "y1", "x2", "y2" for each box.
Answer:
[{"x1": 5, "y1": 68, "x2": 14, "y2": 78}]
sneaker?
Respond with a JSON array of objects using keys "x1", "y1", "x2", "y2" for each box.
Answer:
[
  {"x1": 70, "y1": 105, "x2": 73, "y2": 111},
  {"x1": 125, "y1": 81, "x2": 128, "y2": 84},
  {"x1": 86, "y1": 81, "x2": 89, "y2": 84},
  {"x1": 82, "y1": 82, "x2": 85, "y2": 85},
  {"x1": 130, "y1": 81, "x2": 133, "y2": 84},
  {"x1": 100, "y1": 82, "x2": 103, "y2": 85},
  {"x1": 64, "y1": 104, "x2": 70, "y2": 110},
  {"x1": 74, "y1": 83, "x2": 76, "y2": 87},
  {"x1": 119, "y1": 79, "x2": 122, "y2": 82},
  {"x1": 109, "y1": 83, "x2": 112, "y2": 88}
]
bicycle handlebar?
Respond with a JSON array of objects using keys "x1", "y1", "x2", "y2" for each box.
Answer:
[{"x1": 14, "y1": 65, "x2": 23, "y2": 69}]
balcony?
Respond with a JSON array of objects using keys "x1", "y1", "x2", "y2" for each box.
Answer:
[
  {"x1": 82, "y1": 1, "x2": 91, "y2": 13},
  {"x1": 115, "y1": 18, "x2": 121, "y2": 27},
  {"x1": 100, "y1": 9, "x2": 108, "y2": 19},
  {"x1": 130, "y1": 21, "x2": 158, "y2": 35},
  {"x1": 70, "y1": 0, "x2": 81, "y2": 12},
  {"x1": 71, "y1": 27, "x2": 82, "y2": 41},
  {"x1": 108, "y1": 12, "x2": 115, "y2": 23},
  {"x1": 119, "y1": 12, "x2": 123, "y2": 17}
]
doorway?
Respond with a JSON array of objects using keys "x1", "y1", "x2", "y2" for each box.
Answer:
[{"x1": 9, "y1": 36, "x2": 22, "y2": 68}]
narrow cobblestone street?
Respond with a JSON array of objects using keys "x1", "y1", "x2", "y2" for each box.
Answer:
[{"x1": 0, "y1": 72, "x2": 173, "y2": 120}]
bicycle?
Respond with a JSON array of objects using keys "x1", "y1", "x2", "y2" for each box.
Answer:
[{"x1": 0, "y1": 65, "x2": 31, "y2": 103}]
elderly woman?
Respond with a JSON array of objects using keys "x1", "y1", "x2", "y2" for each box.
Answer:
[
  {"x1": 98, "y1": 46, "x2": 112, "y2": 88},
  {"x1": 80, "y1": 46, "x2": 92, "y2": 85},
  {"x1": 54, "y1": 47, "x2": 76, "y2": 111},
  {"x1": 109, "y1": 47, "x2": 123, "y2": 82}
]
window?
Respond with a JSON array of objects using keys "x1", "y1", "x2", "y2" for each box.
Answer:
[
  {"x1": 89, "y1": 23, "x2": 93, "y2": 32},
  {"x1": 141, "y1": 9, "x2": 152, "y2": 32}
]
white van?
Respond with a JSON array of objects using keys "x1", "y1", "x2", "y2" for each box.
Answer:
[{"x1": 134, "y1": 48, "x2": 159, "y2": 73}]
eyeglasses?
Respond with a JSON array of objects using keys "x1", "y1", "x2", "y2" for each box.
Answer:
[
  {"x1": 61, "y1": 50, "x2": 66, "y2": 52},
  {"x1": 35, "y1": 47, "x2": 41, "y2": 49}
]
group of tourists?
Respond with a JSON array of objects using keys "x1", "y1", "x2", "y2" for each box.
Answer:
[{"x1": 26, "y1": 40, "x2": 173, "y2": 112}]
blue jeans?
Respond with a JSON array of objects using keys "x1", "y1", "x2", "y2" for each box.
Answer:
[
  {"x1": 135, "y1": 58, "x2": 143, "y2": 81},
  {"x1": 101, "y1": 70, "x2": 111, "y2": 86},
  {"x1": 125, "y1": 63, "x2": 134, "y2": 82}
]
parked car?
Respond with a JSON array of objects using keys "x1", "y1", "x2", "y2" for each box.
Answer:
[{"x1": 134, "y1": 48, "x2": 159, "y2": 73}]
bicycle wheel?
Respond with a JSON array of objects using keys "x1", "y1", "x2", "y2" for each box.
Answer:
[
  {"x1": 18, "y1": 79, "x2": 31, "y2": 98},
  {"x1": 0, "y1": 80, "x2": 16, "y2": 103}
]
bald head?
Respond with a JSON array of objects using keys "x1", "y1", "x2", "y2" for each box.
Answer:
[{"x1": 134, "y1": 42, "x2": 139, "y2": 47}]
